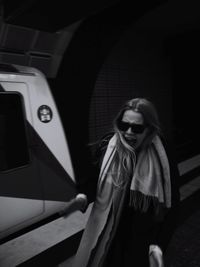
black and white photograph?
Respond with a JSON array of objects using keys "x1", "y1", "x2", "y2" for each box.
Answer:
[{"x1": 0, "y1": 0, "x2": 200, "y2": 266}]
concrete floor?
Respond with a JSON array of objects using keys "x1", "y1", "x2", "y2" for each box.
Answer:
[{"x1": 0, "y1": 205, "x2": 93, "y2": 267}]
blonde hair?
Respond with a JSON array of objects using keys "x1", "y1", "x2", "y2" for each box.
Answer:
[{"x1": 110, "y1": 98, "x2": 161, "y2": 188}]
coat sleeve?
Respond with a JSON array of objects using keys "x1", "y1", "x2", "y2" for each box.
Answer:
[
  {"x1": 76, "y1": 132, "x2": 113, "y2": 203},
  {"x1": 152, "y1": 137, "x2": 181, "y2": 252}
]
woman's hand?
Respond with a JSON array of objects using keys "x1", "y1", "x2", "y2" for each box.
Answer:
[
  {"x1": 149, "y1": 245, "x2": 164, "y2": 267},
  {"x1": 59, "y1": 193, "x2": 88, "y2": 217},
  {"x1": 75, "y1": 193, "x2": 88, "y2": 213}
]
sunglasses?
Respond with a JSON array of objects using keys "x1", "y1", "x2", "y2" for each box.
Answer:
[{"x1": 117, "y1": 121, "x2": 146, "y2": 134}]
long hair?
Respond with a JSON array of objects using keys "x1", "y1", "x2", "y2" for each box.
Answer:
[{"x1": 110, "y1": 98, "x2": 161, "y2": 188}]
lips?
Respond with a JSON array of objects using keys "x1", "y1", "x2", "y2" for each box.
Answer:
[{"x1": 124, "y1": 135, "x2": 137, "y2": 144}]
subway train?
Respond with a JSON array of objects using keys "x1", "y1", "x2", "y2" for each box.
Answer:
[{"x1": 0, "y1": 64, "x2": 79, "y2": 242}]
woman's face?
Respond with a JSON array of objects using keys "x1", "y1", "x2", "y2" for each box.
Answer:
[{"x1": 119, "y1": 110, "x2": 148, "y2": 149}]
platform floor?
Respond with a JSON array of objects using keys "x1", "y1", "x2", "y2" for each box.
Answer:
[{"x1": 165, "y1": 208, "x2": 200, "y2": 267}]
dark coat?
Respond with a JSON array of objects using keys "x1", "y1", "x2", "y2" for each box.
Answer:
[{"x1": 73, "y1": 133, "x2": 180, "y2": 267}]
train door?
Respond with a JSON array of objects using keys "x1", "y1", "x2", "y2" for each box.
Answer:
[{"x1": 0, "y1": 82, "x2": 44, "y2": 238}]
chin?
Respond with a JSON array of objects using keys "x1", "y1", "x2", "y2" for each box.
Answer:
[{"x1": 125, "y1": 137, "x2": 137, "y2": 147}]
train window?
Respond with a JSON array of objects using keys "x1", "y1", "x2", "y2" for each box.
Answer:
[{"x1": 0, "y1": 93, "x2": 30, "y2": 171}]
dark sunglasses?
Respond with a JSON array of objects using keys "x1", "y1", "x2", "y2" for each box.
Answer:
[{"x1": 117, "y1": 121, "x2": 146, "y2": 134}]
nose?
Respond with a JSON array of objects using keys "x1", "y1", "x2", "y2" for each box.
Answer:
[{"x1": 126, "y1": 127, "x2": 133, "y2": 134}]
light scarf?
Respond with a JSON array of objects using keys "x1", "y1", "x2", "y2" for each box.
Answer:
[{"x1": 99, "y1": 134, "x2": 171, "y2": 212}]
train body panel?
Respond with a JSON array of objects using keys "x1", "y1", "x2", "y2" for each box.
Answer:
[{"x1": 0, "y1": 64, "x2": 77, "y2": 241}]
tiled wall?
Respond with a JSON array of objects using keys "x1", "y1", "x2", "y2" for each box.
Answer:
[
  {"x1": 89, "y1": 31, "x2": 173, "y2": 145},
  {"x1": 89, "y1": 64, "x2": 137, "y2": 142}
]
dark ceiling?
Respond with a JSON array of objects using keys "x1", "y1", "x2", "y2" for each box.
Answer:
[
  {"x1": 1, "y1": 0, "x2": 200, "y2": 33},
  {"x1": 0, "y1": 0, "x2": 200, "y2": 78},
  {"x1": 1, "y1": 0, "x2": 123, "y2": 32},
  {"x1": 1, "y1": 0, "x2": 173, "y2": 32}
]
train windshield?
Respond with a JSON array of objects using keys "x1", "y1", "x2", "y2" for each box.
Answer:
[{"x1": 0, "y1": 93, "x2": 30, "y2": 172}]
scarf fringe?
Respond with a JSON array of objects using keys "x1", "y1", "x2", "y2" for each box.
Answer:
[
  {"x1": 129, "y1": 190, "x2": 160, "y2": 213},
  {"x1": 99, "y1": 134, "x2": 171, "y2": 214}
]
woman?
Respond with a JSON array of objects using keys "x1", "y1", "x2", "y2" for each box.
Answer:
[{"x1": 73, "y1": 98, "x2": 180, "y2": 267}]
